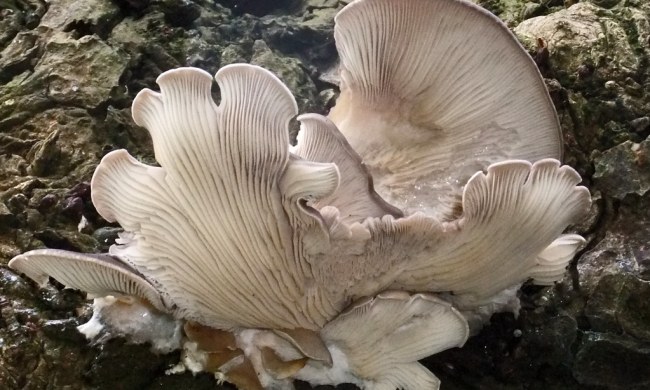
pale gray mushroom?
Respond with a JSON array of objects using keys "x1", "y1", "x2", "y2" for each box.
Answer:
[
  {"x1": 308, "y1": 158, "x2": 590, "y2": 311},
  {"x1": 297, "y1": 291, "x2": 469, "y2": 389},
  {"x1": 9, "y1": 249, "x2": 167, "y2": 312},
  {"x1": 88, "y1": 65, "x2": 344, "y2": 331},
  {"x1": 319, "y1": 0, "x2": 591, "y2": 316},
  {"x1": 330, "y1": 0, "x2": 564, "y2": 221},
  {"x1": 292, "y1": 114, "x2": 402, "y2": 224}
]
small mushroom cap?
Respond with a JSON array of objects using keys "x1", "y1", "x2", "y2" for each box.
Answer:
[
  {"x1": 8, "y1": 249, "x2": 166, "y2": 312},
  {"x1": 306, "y1": 159, "x2": 590, "y2": 309},
  {"x1": 531, "y1": 233, "x2": 586, "y2": 285},
  {"x1": 260, "y1": 347, "x2": 308, "y2": 380},
  {"x1": 330, "y1": 0, "x2": 563, "y2": 220},
  {"x1": 293, "y1": 113, "x2": 402, "y2": 223},
  {"x1": 224, "y1": 357, "x2": 264, "y2": 390},
  {"x1": 311, "y1": 291, "x2": 468, "y2": 389},
  {"x1": 390, "y1": 159, "x2": 591, "y2": 305},
  {"x1": 272, "y1": 327, "x2": 332, "y2": 366}
]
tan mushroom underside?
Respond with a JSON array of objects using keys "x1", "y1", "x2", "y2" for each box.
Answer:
[
  {"x1": 331, "y1": 0, "x2": 563, "y2": 220},
  {"x1": 299, "y1": 291, "x2": 469, "y2": 389},
  {"x1": 8, "y1": 249, "x2": 167, "y2": 312}
]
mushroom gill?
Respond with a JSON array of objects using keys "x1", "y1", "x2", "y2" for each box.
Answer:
[{"x1": 330, "y1": 0, "x2": 563, "y2": 221}]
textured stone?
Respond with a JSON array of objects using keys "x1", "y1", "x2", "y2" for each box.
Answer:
[
  {"x1": 40, "y1": 0, "x2": 121, "y2": 37},
  {"x1": 515, "y1": 3, "x2": 640, "y2": 82},
  {"x1": 37, "y1": 33, "x2": 127, "y2": 108},
  {"x1": 593, "y1": 138, "x2": 650, "y2": 199},
  {"x1": 574, "y1": 332, "x2": 650, "y2": 389},
  {"x1": 585, "y1": 273, "x2": 650, "y2": 339}
]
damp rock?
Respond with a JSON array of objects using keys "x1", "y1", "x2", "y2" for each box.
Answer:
[
  {"x1": 590, "y1": 0, "x2": 624, "y2": 9},
  {"x1": 66, "y1": 182, "x2": 91, "y2": 201},
  {"x1": 514, "y1": 2, "x2": 650, "y2": 154},
  {"x1": 85, "y1": 339, "x2": 182, "y2": 390},
  {"x1": 630, "y1": 117, "x2": 650, "y2": 133},
  {"x1": 220, "y1": 43, "x2": 252, "y2": 65},
  {"x1": 40, "y1": 0, "x2": 121, "y2": 38},
  {"x1": 25, "y1": 208, "x2": 45, "y2": 231},
  {"x1": 0, "y1": 30, "x2": 129, "y2": 117},
  {"x1": 574, "y1": 332, "x2": 650, "y2": 389},
  {"x1": 0, "y1": 154, "x2": 28, "y2": 181},
  {"x1": 259, "y1": 5, "x2": 339, "y2": 67},
  {"x1": 27, "y1": 128, "x2": 61, "y2": 177},
  {"x1": 578, "y1": 196, "x2": 650, "y2": 291},
  {"x1": 60, "y1": 196, "x2": 84, "y2": 220},
  {"x1": 514, "y1": 2, "x2": 641, "y2": 84},
  {"x1": 92, "y1": 226, "x2": 123, "y2": 251},
  {"x1": 161, "y1": 0, "x2": 201, "y2": 28},
  {"x1": 0, "y1": 31, "x2": 40, "y2": 84},
  {"x1": 593, "y1": 139, "x2": 650, "y2": 199},
  {"x1": 33, "y1": 228, "x2": 97, "y2": 253},
  {"x1": 36, "y1": 193, "x2": 58, "y2": 213},
  {"x1": 42, "y1": 318, "x2": 86, "y2": 344},
  {"x1": 585, "y1": 273, "x2": 650, "y2": 340},
  {"x1": 215, "y1": 0, "x2": 300, "y2": 17},
  {"x1": 39, "y1": 33, "x2": 128, "y2": 108},
  {"x1": 0, "y1": 201, "x2": 18, "y2": 232},
  {"x1": 6, "y1": 193, "x2": 28, "y2": 214}
]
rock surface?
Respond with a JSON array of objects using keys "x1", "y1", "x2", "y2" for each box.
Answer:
[{"x1": 0, "y1": 0, "x2": 649, "y2": 389}]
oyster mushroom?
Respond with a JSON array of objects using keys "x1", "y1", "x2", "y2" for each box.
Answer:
[
  {"x1": 330, "y1": 0, "x2": 564, "y2": 221},
  {"x1": 323, "y1": 0, "x2": 590, "y2": 324},
  {"x1": 8, "y1": 0, "x2": 591, "y2": 389}
]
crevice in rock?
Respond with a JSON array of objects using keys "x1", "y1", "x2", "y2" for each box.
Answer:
[{"x1": 213, "y1": 0, "x2": 302, "y2": 17}]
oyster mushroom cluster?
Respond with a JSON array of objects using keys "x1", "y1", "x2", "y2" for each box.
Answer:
[{"x1": 9, "y1": 0, "x2": 591, "y2": 389}]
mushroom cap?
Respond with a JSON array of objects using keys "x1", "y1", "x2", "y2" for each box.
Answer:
[
  {"x1": 8, "y1": 249, "x2": 167, "y2": 312},
  {"x1": 308, "y1": 159, "x2": 590, "y2": 308},
  {"x1": 88, "y1": 65, "x2": 345, "y2": 330},
  {"x1": 296, "y1": 291, "x2": 469, "y2": 389},
  {"x1": 330, "y1": 0, "x2": 563, "y2": 220},
  {"x1": 293, "y1": 113, "x2": 402, "y2": 224}
]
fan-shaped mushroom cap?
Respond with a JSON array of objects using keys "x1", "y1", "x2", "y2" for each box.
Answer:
[
  {"x1": 8, "y1": 249, "x2": 167, "y2": 312},
  {"x1": 293, "y1": 114, "x2": 402, "y2": 224},
  {"x1": 531, "y1": 233, "x2": 586, "y2": 285},
  {"x1": 391, "y1": 159, "x2": 591, "y2": 305},
  {"x1": 296, "y1": 291, "x2": 469, "y2": 389},
  {"x1": 330, "y1": 0, "x2": 562, "y2": 220},
  {"x1": 272, "y1": 328, "x2": 332, "y2": 366},
  {"x1": 90, "y1": 65, "x2": 344, "y2": 330},
  {"x1": 309, "y1": 159, "x2": 590, "y2": 308}
]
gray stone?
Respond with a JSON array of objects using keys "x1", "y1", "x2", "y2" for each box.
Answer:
[
  {"x1": 574, "y1": 332, "x2": 650, "y2": 389},
  {"x1": 36, "y1": 33, "x2": 128, "y2": 108},
  {"x1": 93, "y1": 227, "x2": 123, "y2": 251},
  {"x1": 515, "y1": 3, "x2": 640, "y2": 82},
  {"x1": 40, "y1": 0, "x2": 120, "y2": 36},
  {"x1": 593, "y1": 138, "x2": 650, "y2": 199},
  {"x1": 0, "y1": 202, "x2": 17, "y2": 231}
]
